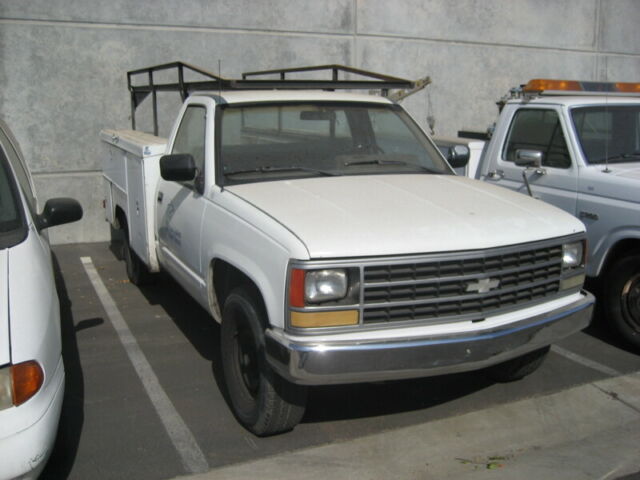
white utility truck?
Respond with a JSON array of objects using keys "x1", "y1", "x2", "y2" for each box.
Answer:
[
  {"x1": 453, "y1": 79, "x2": 640, "y2": 348},
  {"x1": 101, "y1": 63, "x2": 594, "y2": 435}
]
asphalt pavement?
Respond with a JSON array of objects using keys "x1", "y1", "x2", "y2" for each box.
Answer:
[
  {"x1": 175, "y1": 372, "x2": 640, "y2": 480},
  {"x1": 43, "y1": 242, "x2": 640, "y2": 480}
]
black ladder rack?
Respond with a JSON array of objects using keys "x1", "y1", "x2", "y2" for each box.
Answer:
[{"x1": 127, "y1": 61, "x2": 416, "y2": 134}]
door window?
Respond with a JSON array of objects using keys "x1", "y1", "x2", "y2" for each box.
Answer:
[
  {"x1": 503, "y1": 109, "x2": 571, "y2": 169},
  {"x1": 172, "y1": 106, "x2": 206, "y2": 186}
]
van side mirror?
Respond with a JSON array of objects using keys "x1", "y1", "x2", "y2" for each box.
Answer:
[
  {"x1": 37, "y1": 198, "x2": 83, "y2": 230},
  {"x1": 160, "y1": 154, "x2": 197, "y2": 182},
  {"x1": 515, "y1": 149, "x2": 543, "y2": 168}
]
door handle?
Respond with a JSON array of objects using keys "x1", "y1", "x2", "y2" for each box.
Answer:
[
  {"x1": 157, "y1": 191, "x2": 163, "y2": 203},
  {"x1": 487, "y1": 170, "x2": 504, "y2": 180}
]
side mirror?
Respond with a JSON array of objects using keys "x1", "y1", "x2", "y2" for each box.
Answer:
[
  {"x1": 515, "y1": 149, "x2": 543, "y2": 168},
  {"x1": 436, "y1": 141, "x2": 471, "y2": 168},
  {"x1": 160, "y1": 154, "x2": 197, "y2": 182},
  {"x1": 37, "y1": 198, "x2": 83, "y2": 230},
  {"x1": 448, "y1": 144, "x2": 470, "y2": 168}
]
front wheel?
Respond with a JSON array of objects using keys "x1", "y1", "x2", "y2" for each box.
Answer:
[
  {"x1": 221, "y1": 287, "x2": 307, "y2": 436},
  {"x1": 486, "y1": 347, "x2": 550, "y2": 382},
  {"x1": 604, "y1": 253, "x2": 640, "y2": 349}
]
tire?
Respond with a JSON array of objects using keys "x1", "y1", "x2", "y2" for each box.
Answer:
[
  {"x1": 604, "y1": 253, "x2": 640, "y2": 349},
  {"x1": 221, "y1": 287, "x2": 307, "y2": 436},
  {"x1": 121, "y1": 220, "x2": 152, "y2": 285},
  {"x1": 486, "y1": 346, "x2": 550, "y2": 383}
]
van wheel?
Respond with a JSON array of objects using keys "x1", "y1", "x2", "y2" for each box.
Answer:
[
  {"x1": 221, "y1": 287, "x2": 307, "y2": 436},
  {"x1": 604, "y1": 253, "x2": 640, "y2": 349},
  {"x1": 122, "y1": 220, "x2": 152, "y2": 285},
  {"x1": 487, "y1": 347, "x2": 550, "y2": 382}
]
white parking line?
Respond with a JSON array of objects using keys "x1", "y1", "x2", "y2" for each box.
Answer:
[
  {"x1": 80, "y1": 256, "x2": 209, "y2": 474},
  {"x1": 551, "y1": 345, "x2": 623, "y2": 377}
]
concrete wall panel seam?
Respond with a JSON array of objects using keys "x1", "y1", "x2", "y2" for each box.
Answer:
[{"x1": 0, "y1": 18, "x2": 356, "y2": 40}]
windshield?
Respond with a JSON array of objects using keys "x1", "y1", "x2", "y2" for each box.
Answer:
[
  {"x1": 219, "y1": 102, "x2": 450, "y2": 185},
  {"x1": 571, "y1": 105, "x2": 640, "y2": 164}
]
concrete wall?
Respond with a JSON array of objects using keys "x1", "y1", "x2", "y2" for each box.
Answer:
[{"x1": 1, "y1": 0, "x2": 639, "y2": 244}]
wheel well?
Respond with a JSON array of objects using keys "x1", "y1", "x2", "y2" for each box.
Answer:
[
  {"x1": 210, "y1": 259, "x2": 267, "y2": 324},
  {"x1": 601, "y1": 238, "x2": 640, "y2": 275}
]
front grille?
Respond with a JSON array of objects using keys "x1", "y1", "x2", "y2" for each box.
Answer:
[{"x1": 361, "y1": 243, "x2": 563, "y2": 325}]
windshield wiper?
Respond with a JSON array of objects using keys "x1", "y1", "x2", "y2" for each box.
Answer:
[
  {"x1": 343, "y1": 158, "x2": 441, "y2": 174},
  {"x1": 344, "y1": 158, "x2": 406, "y2": 167},
  {"x1": 595, "y1": 152, "x2": 640, "y2": 164},
  {"x1": 225, "y1": 165, "x2": 338, "y2": 177}
]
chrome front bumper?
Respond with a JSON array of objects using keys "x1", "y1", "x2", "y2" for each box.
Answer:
[{"x1": 265, "y1": 292, "x2": 595, "y2": 385}]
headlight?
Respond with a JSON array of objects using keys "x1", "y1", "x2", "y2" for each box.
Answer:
[
  {"x1": 560, "y1": 241, "x2": 586, "y2": 291},
  {"x1": 305, "y1": 269, "x2": 348, "y2": 303},
  {"x1": 289, "y1": 267, "x2": 359, "y2": 328},
  {"x1": 562, "y1": 242, "x2": 584, "y2": 269}
]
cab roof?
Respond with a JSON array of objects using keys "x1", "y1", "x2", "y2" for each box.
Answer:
[
  {"x1": 507, "y1": 95, "x2": 640, "y2": 108},
  {"x1": 192, "y1": 89, "x2": 395, "y2": 105}
]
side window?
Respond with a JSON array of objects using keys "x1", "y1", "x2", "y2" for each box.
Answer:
[
  {"x1": 503, "y1": 109, "x2": 571, "y2": 169},
  {"x1": 0, "y1": 129, "x2": 37, "y2": 213},
  {"x1": 172, "y1": 105, "x2": 206, "y2": 185}
]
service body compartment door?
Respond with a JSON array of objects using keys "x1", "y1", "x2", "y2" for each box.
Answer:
[{"x1": 126, "y1": 152, "x2": 158, "y2": 269}]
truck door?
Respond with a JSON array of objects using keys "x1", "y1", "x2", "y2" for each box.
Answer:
[
  {"x1": 156, "y1": 103, "x2": 208, "y2": 293},
  {"x1": 484, "y1": 106, "x2": 579, "y2": 215}
]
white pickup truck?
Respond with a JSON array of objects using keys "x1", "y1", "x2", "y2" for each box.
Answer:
[
  {"x1": 101, "y1": 63, "x2": 594, "y2": 435},
  {"x1": 451, "y1": 79, "x2": 640, "y2": 349}
]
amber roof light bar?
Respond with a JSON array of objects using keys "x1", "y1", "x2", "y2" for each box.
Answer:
[{"x1": 522, "y1": 78, "x2": 640, "y2": 95}]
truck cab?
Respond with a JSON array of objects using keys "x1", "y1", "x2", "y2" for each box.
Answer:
[{"x1": 476, "y1": 79, "x2": 640, "y2": 348}]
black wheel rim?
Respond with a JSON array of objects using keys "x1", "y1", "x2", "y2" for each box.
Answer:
[
  {"x1": 235, "y1": 321, "x2": 260, "y2": 397},
  {"x1": 621, "y1": 273, "x2": 640, "y2": 331}
]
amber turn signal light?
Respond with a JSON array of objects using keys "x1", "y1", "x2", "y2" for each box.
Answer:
[{"x1": 11, "y1": 360, "x2": 44, "y2": 406}]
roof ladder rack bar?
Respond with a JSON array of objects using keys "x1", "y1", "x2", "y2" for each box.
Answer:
[
  {"x1": 128, "y1": 62, "x2": 229, "y2": 134},
  {"x1": 241, "y1": 64, "x2": 413, "y2": 95},
  {"x1": 126, "y1": 62, "x2": 418, "y2": 133}
]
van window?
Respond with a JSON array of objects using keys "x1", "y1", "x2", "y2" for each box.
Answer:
[{"x1": 0, "y1": 150, "x2": 27, "y2": 248}]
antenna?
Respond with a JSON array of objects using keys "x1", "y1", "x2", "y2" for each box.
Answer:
[
  {"x1": 601, "y1": 65, "x2": 611, "y2": 173},
  {"x1": 218, "y1": 59, "x2": 222, "y2": 97},
  {"x1": 603, "y1": 93, "x2": 611, "y2": 173}
]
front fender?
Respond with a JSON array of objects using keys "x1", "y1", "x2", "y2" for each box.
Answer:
[
  {"x1": 201, "y1": 195, "x2": 309, "y2": 329},
  {"x1": 589, "y1": 227, "x2": 640, "y2": 277}
]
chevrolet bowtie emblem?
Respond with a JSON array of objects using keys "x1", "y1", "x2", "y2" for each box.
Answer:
[{"x1": 466, "y1": 278, "x2": 500, "y2": 294}]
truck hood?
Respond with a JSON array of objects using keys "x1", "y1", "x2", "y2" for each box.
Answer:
[
  {"x1": 227, "y1": 175, "x2": 585, "y2": 258},
  {"x1": 582, "y1": 164, "x2": 640, "y2": 203},
  {"x1": 0, "y1": 250, "x2": 8, "y2": 366},
  {"x1": 603, "y1": 163, "x2": 640, "y2": 181}
]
